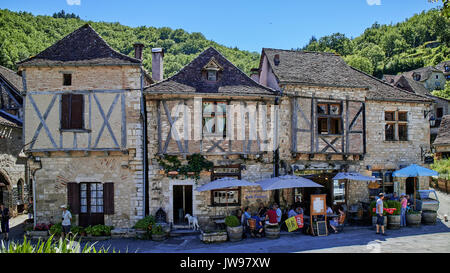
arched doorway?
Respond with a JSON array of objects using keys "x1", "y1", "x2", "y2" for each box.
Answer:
[{"x1": 0, "y1": 172, "x2": 10, "y2": 206}]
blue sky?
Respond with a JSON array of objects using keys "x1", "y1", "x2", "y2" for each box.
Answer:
[{"x1": 0, "y1": 0, "x2": 442, "y2": 53}]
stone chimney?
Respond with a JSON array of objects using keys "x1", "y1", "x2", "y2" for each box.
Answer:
[
  {"x1": 274, "y1": 54, "x2": 280, "y2": 66},
  {"x1": 250, "y1": 68, "x2": 260, "y2": 83},
  {"x1": 133, "y1": 43, "x2": 145, "y2": 60},
  {"x1": 152, "y1": 48, "x2": 164, "y2": 82}
]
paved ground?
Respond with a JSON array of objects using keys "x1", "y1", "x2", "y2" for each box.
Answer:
[{"x1": 4, "y1": 191, "x2": 450, "y2": 253}]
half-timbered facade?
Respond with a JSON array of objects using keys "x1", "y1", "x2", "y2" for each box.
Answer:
[
  {"x1": 17, "y1": 24, "x2": 152, "y2": 228},
  {"x1": 0, "y1": 65, "x2": 29, "y2": 215},
  {"x1": 144, "y1": 47, "x2": 278, "y2": 226},
  {"x1": 257, "y1": 48, "x2": 433, "y2": 207}
]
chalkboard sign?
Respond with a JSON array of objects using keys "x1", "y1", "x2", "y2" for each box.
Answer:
[{"x1": 314, "y1": 221, "x2": 328, "y2": 236}]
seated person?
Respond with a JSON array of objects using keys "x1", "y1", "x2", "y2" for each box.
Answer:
[
  {"x1": 265, "y1": 205, "x2": 278, "y2": 225},
  {"x1": 257, "y1": 203, "x2": 267, "y2": 218},
  {"x1": 250, "y1": 212, "x2": 264, "y2": 238},
  {"x1": 326, "y1": 206, "x2": 334, "y2": 215},
  {"x1": 329, "y1": 207, "x2": 345, "y2": 233},
  {"x1": 288, "y1": 205, "x2": 298, "y2": 218}
]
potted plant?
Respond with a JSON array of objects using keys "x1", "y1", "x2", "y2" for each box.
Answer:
[
  {"x1": 406, "y1": 209, "x2": 422, "y2": 227},
  {"x1": 49, "y1": 222, "x2": 62, "y2": 239},
  {"x1": 71, "y1": 225, "x2": 85, "y2": 237},
  {"x1": 370, "y1": 200, "x2": 387, "y2": 229},
  {"x1": 225, "y1": 215, "x2": 243, "y2": 242},
  {"x1": 386, "y1": 200, "x2": 401, "y2": 229},
  {"x1": 151, "y1": 224, "x2": 167, "y2": 241},
  {"x1": 133, "y1": 215, "x2": 156, "y2": 239}
]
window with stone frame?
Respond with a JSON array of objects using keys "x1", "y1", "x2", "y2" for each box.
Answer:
[
  {"x1": 317, "y1": 103, "x2": 342, "y2": 135},
  {"x1": 384, "y1": 111, "x2": 408, "y2": 141},
  {"x1": 202, "y1": 101, "x2": 226, "y2": 136}
]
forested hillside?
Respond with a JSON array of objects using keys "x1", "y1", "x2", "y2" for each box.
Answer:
[
  {"x1": 302, "y1": 8, "x2": 450, "y2": 78},
  {"x1": 0, "y1": 9, "x2": 260, "y2": 78},
  {"x1": 0, "y1": 8, "x2": 448, "y2": 79}
]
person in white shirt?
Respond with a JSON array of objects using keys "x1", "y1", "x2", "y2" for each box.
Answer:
[
  {"x1": 61, "y1": 205, "x2": 72, "y2": 240},
  {"x1": 274, "y1": 203, "x2": 282, "y2": 223}
]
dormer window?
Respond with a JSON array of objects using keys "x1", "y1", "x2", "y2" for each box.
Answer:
[
  {"x1": 202, "y1": 57, "x2": 223, "y2": 82},
  {"x1": 207, "y1": 70, "x2": 217, "y2": 81},
  {"x1": 413, "y1": 73, "x2": 421, "y2": 81},
  {"x1": 445, "y1": 65, "x2": 449, "y2": 72}
]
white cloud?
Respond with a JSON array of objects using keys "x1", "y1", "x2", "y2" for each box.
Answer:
[
  {"x1": 366, "y1": 0, "x2": 381, "y2": 5},
  {"x1": 66, "y1": 0, "x2": 81, "y2": 5}
]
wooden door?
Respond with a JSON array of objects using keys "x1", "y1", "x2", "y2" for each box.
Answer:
[
  {"x1": 173, "y1": 185, "x2": 193, "y2": 225},
  {"x1": 79, "y1": 183, "x2": 104, "y2": 227}
]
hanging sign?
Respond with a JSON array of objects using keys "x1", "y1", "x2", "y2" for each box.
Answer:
[{"x1": 285, "y1": 214, "x2": 304, "y2": 232}]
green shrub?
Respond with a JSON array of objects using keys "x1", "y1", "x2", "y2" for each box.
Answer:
[
  {"x1": 225, "y1": 215, "x2": 240, "y2": 227},
  {"x1": 71, "y1": 226, "x2": 84, "y2": 235},
  {"x1": 407, "y1": 208, "x2": 421, "y2": 215},
  {"x1": 133, "y1": 216, "x2": 156, "y2": 231},
  {"x1": 369, "y1": 200, "x2": 388, "y2": 216},
  {"x1": 85, "y1": 225, "x2": 112, "y2": 236},
  {"x1": 386, "y1": 200, "x2": 401, "y2": 215},
  {"x1": 151, "y1": 224, "x2": 165, "y2": 235},
  {"x1": 0, "y1": 235, "x2": 116, "y2": 253},
  {"x1": 49, "y1": 223, "x2": 62, "y2": 235}
]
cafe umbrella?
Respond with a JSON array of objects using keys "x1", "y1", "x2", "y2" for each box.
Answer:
[
  {"x1": 195, "y1": 177, "x2": 260, "y2": 214},
  {"x1": 256, "y1": 175, "x2": 323, "y2": 191},
  {"x1": 332, "y1": 172, "x2": 378, "y2": 181},
  {"x1": 392, "y1": 164, "x2": 439, "y2": 207}
]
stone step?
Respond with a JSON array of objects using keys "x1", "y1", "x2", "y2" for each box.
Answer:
[{"x1": 169, "y1": 228, "x2": 201, "y2": 237}]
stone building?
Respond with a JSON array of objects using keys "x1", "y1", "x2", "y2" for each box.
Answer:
[
  {"x1": 435, "y1": 61, "x2": 450, "y2": 81},
  {"x1": 433, "y1": 115, "x2": 450, "y2": 159},
  {"x1": 17, "y1": 24, "x2": 152, "y2": 227},
  {"x1": 383, "y1": 73, "x2": 449, "y2": 143},
  {"x1": 0, "y1": 65, "x2": 29, "y2": 215},
  {"x1": 256, "y1": 48, "x2": 434, "y2": 208},
  {"x1": 144, "y1": 47, "x2": 278, "y2": 226},
  {"x1": 401, "y1": 66, "x2": 447, "y2": 91}
]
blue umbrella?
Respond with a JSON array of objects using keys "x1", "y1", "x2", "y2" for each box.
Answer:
[
  {"x1": 392, "y1": 164, "x2": 438, "y2": 178},
  {"x1": 392, "y1": 164, "x2": 438, "y2": 207},
  {"x1": 333, "y1": 172, "x2": 378, "y2": 181},
  {"x1": 195, "y1": 177, "x2": 258, "y2": 192},
  {"x1": 256, "y1": 175, "x2": 323, "y2": 191}
]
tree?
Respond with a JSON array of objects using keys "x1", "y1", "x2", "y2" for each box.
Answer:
[
  {"x1": 431, "y1": 81, "x2": 450, "y2": 99},
  {"x1": 428, "y1": 0, "x2": 450, "y2": 19},
  {"x1": 344, "y1": 55, "x2": 374, "y2": 74}
]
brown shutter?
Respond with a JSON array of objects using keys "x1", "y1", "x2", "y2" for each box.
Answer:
[
  {"x1": 70, "y1": 94, "x2": 84, "y2": 129},
  {"x1": 103, "y1": 183, "x2": 114, "y2": 214},
  {"x1": 61, "y1": 94, "x2": 71, "y2": 129},
  {"x1": 67, "y1": 182, "x2": 80, "y2": 214}
]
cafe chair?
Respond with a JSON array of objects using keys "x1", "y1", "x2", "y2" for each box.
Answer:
[
  {"x1": 247, "y1": 218, "x2": 257, "y2": 237},
  {"x1": 336, "y1": 213, "x2": 346, "y2": 232}
]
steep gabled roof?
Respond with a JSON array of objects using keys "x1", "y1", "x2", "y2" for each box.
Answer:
[
  {"x1": 0, "y1": 65, "x2": 22, "y2": 105},
  {"x1": 17, "y1": 24, "x2": 141, "y2": 67},
  {"x1": 434, "y1": 115, "x2": 450, "y2": 146},
  {"x1": 402, "y1": 66, "x2": 443, "y2": 82},
  {"x1": 261, "y1": 48, "x2": 432, "y2": 103},
  {"x1": 144, "y1": 47, "x2": 277, "y2": 96},
  {"x1": 435, "y1": 60, "x2": 450, "y2": 75}
]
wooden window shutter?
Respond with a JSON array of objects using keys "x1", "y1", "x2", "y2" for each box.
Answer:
[
  {"x1": 70, "y1": 94, "x2": 84, "y2": 129},
  {"x1": 61, "y1": 94, "x2": 71, "y2": 129},
  {"x1": 67, "y1": 182, "x2": 80, "y2": 214},
  {"x1": 103, "y1": 183, "x2": 114, "y2": 214}
]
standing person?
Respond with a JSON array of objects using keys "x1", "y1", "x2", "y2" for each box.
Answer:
[
  {"x1": 400, "y1": 194, "x2": 407, "y2": 227},
  {"x1": 265, "y1": 205, "x2": 278, "y2": 225},
  {"x1": 390, "y1": 192, "x2": 399, "y2": 201},
  {"x1": 61, "y1": 205, "x2": 72, "y2": 240},
  {"x1": 27, "y1": 197, "x2": 33, "y2": 220},
  {"x1": 275, "y1": 203, "x2": 282, "y2": 224},
  {"x1": 376, "y1": 193, "x2": 387, "y2": 236},
  {"x1": 406, "y1": 195, "x2": 413, "y2": 210},
  {"x1": 0, "y1": 203, "x2": 11, "y2": 241}
]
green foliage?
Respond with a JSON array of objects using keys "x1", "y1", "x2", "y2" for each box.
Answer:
[
  {"x1": 49, "y1": 222, "x2": 62, "y2": 235},
  {"x1": 0, "y1": 9, "x2": 259, "y2": 77},
  {"x1": 303, "y1": 9, "x2": 450, "y2": 77},
  {"x1": 71, "y1": 225, "x2": 85, "y2": 235},
  {"x1": 369, "y1": 200, "x2": 388, "y2": 216},
  {"x1": 386, "y1": 200, "x2": 401, "y2": 215},
  {"x1": 85, "y1": 225, "x2": 113, "y2": 236},
  {"x1": 0, "y1": 235, "x2": 116, "y2": 253},
  {"x1": 156, "y1": 155, "x2": 182, "y2": 173},
  {"x1": 158, "y1": 153, "x2": 213, "y2": 180},
  {"x1": 431, "y1": 81, "x2": 450, "y2": 99},
  {"x1": 224, "y1": 215, "x2": 240, "y2": 227},
  {"x1": 430, "y1": 158, "x2": 450, "y2": 179},
  {"x1": 151, "y1": 224, "x2": 164, "y2": 235},
  {"x1": 133, "y1": 215, "x2": 156, "y2": 231},
  {"x1": 407, "y1": 208, "x2": 421, "y2": 214}
]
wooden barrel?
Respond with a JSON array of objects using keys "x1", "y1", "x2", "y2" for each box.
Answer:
[
  {"x1": 422, "y1": 211, "x2": 437, "y2": 225},
  {"x1": 372, "y1": 216, "x2": 387, "y2": 229},
  {"x1": 227, "y1": 226, "x2": 243, "y2": 242},
  {"x1": 387, "y1": 215, "x2": 401, "y2": 229},
  {"x1": 265, "y1": 225, "x2": 280, "y2": 239},
  {"x1": 406, "y1": 213, "x2": 421, "y2": 227}
]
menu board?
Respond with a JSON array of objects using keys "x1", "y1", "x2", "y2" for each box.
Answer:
[{"x1": 310, "y1": 194, "x2": 327, "y2": 216}]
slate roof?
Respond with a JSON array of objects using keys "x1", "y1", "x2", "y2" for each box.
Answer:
[
  {"x1": 144, "y1": 47, "x2": 277, "y2": 96},
  {"x1": 261, "y1": 48, "x2": 432, "y2": 103},
  {"x1": 0, "y1": 112, "x2": 21, "y2": 128},
  {"x1": 17, "y1": 24, "x2": 141, "y2": 67},
  {"x1": 0, "y1": 65, "x2": 22, "y2": 105},
  {"x1": 402, "y1": 66, "x2": 443, "y2": 82},
  {"x1": 434, "y1": 115, "x2": 450, "y2": 146},
  {"x1": 435, "y1": 60, "x2": 450, "y2": 75}
]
